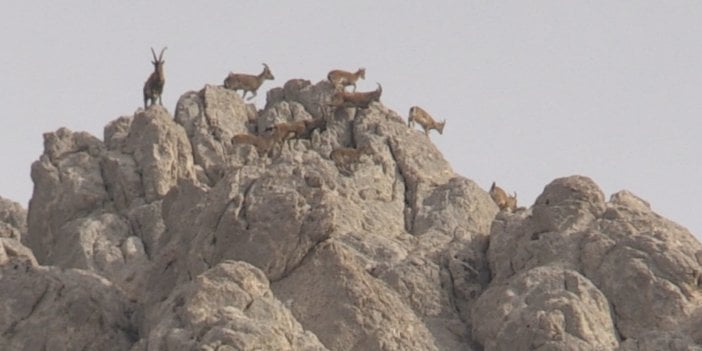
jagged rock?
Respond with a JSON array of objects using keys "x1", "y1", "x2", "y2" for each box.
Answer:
[
  {"x1": 531, "y1": 175, "x2": 607, "y2": 233},
  {"x1": 273, "y1": 241, "x2": 440, "y2": 351},
  {"x1": 0, "y1": 265, "x2": 136, "y2": 351},
  {"x1": 266, "y1": 79, "x2": 336, "y2": 120},
  {"x1": 134, "y1": 260, "x2": 326, "y2": 351},
  {"x1": 473, "y1": 266, "x2": 619, "y2": 350},
  {"x1": 26, "y1": 127, "x2": 108, "y2": 263},
  {"x1": 485, "y1": 175, "x2": 702, "y2": 349},
  {"x1": 7, "y1": 80, "x2": 702, "y2": 350},
  {"x1": 123, "y1": 106, "x2": 196, "y2": 202},
  {"x1": 413, "y1": 176, "x2": 497, "y2": 237},
  {"x1": 590, "y1": 189, "x2": 702, "y2": 339},
  {"x1": 0, "y1": 196, "x2": 26, "y2": 240},
  {"x1": 175, "y1": 85, "x2": 255, "y2": 185},
  {"x1": 617, "y1": 331, "x2": 702, "y2": 351},
  {"x1": 24, "y1": 106, "x2": 194, "y2": 296},
  {"x1": 0, "y1": 238, "x2": 37, "y2": 267}
]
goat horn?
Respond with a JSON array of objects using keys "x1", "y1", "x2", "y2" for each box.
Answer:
[
  {"x1": 262, "y1": 63, "x2": 269, "y2": 70},
  {"x1": 159, "y1": 47, "x2": 167, "y2": 61},
  {"x1": 151, "y1": 47, "x2": 158, "y2": 61}
]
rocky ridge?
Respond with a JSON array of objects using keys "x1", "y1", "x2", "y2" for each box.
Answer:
[{"x1": 1, "y1": 79, "x2": 701, "y2": 350}]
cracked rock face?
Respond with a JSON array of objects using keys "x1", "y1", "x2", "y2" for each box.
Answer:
[
  {"x1": 0, "y1": 197, "x2": 26, "y2": 241},
  {"x1": 483, "y1": 176, "x2": 702, "y2": 350},
  {"x1": 0, "y1": 264, "x2": 137, "y2": 351},
  {"x1": 2, "y1": 81, "x2": 701, "y2": 350}
]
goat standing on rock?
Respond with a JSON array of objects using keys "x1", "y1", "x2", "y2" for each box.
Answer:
[
  {"x1": 143, "y1": 47, "x2": 167, "y2": 109},
  {"x1": 408, "y1": 106, "x2": 445, "y2": 136},
  {"x1": 327, "y1": 68, "x2": 365, "y2": 92},
  {"x1": 489, "y1": 182, "x2": 518, "y2": 212},
  {"x1": 224, "y1": 63, "x2": 275, "y2": 100},
  {"x1": 329, "y1": 83, "x2": 382, "y2": 109}
]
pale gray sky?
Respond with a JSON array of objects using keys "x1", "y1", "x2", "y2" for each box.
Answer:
[{"x1": 2, "y1": 1, "x2": 700, "y2": 239}]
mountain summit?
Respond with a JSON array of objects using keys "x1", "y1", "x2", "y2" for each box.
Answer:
[{"x1": 1, "y1": 80, "x2": 701, "y2": 350}]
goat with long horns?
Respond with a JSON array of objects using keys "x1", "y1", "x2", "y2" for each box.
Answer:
[{"x1": 143, "y1": 47, "x2": 167, "y2": 109}]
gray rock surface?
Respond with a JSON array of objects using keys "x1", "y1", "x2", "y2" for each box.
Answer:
[
  {"x1": 482, "y1": 176, "x2": 702, "y2": 350},
  {"x1": 0, "y1": 264, "x2": 136, "y2": 351},
  {"x1": 0, "y1": 197, "x2": 26, "y2": 240},
  {"x1": 134, "y1": 260, "x2": 326, "y2": 351},
  {"x1": 2, "y1": 80, "x2": 700, "y2": 350}
]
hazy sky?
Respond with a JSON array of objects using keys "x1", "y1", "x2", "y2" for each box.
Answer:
[{"x1": 2, "y1": 1, "x2": 700, "y2": 239}]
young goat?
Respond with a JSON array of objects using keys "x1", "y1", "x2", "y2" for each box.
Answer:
[
  {"x1": 489, "y1": 182, "x2": 518, "y2": 212},
  {"x1": 408, "y1": 106, "x2": 446, "y2": 136},
  {"x1": 330, "y1": 143, "x2": 374, "y2": 174},
  {"x1": 224, "y1": 63, "x2": 275, "y2": 100},
  {"x1": 329, "y1": 83, "x2": 382, "y2": 109},
  {"x1": 327, "y1": 68, "x2": 366, "y2": 92},
  {"x1": 143, "y1": 47, "x2": 167, "y2": 109}
]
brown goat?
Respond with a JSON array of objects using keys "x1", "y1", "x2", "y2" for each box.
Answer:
[
  {"x1": 270, "y1": 121, "x2": 307, "y2": 141},
  {"x1": 223, "y1": 63, "x2": 275, "y2": 100},
  {"x1": 329, "y1": 83, "x2": 382, "y2": 109},
  {"x1": 506, "y1": 192, "x2": 518, "y2": 211},
  {"x1": 408, "y1": 106, "x2": 445, "y2": 136},
  {"x1": 489, "y1": 182, "x2": 518, "y2": 212},
  {"x1": 327, "y1": 68, "x2": 366, "y2": 92},
  {"x1": 143, "y1": 47, "x2": 167, "y2": 109},
  {"x1": 300, "y1": 117, "x2": 327, "y2": 139},
  {"x1": 232, "y1": 125, "x2": 289, "y2": 156},
  {"x1": 330, "y1": 143, "x2": 374, "y2": 174},
  {"x1": 231, "y1": 133, "x2": 279, "y2": 157}
]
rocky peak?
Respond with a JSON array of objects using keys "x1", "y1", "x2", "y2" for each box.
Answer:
[{"x1": 1, "y1": 80, "x2": 700, "y2": 350}]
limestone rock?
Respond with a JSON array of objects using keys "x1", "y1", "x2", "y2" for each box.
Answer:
[
  {"x1": 135, "y1": 260, "x2": 326, "y2": 351},
  {"x1": 0, "y1": 265, "x2": 136, "y2": 351},
  {"x1": 617, "y1": 331, "x2": 702, "y2": 351},
  {"x1": 26, "y1": 127, "x2": 108, "y2": 263},
  {"x1": 174, "y1": 85, "x2": 255, "y2": 185},
  {"x1": 6, "y1": 79, "x2": 702, "y2": 350},
  {"x1": 485, "y1": 175, "x2": 702, "y2": 349},
  {"x1": 0, "y1": 196, "x2": 26, "y2": 240},
  {"x1": 273, "y1": 241, "x2": 440, "y2": 351},
  {"x1": 0, "y1": 237, "x2": 37, "y2": 267},
  {"x1": 472, "y1": 266, "x2": 619, "y2": 350},
  {"x1": 123, "y1": 106, "x2": 196, "y2": 202}
]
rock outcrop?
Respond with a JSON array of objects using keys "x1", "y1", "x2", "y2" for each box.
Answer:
[{"x1": 0, "y1": 80, "x2": 699, "y2": 350}]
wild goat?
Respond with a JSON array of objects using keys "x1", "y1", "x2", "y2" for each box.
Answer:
[
  {"x1": 300, "y1": 117, "x2": 327, "y2": 139},
  {"x1": 408, "y1": 106, "x2": 445, "y2": 136},
  {"x1": 232, "y1": 125, "x2": 287, "y2": 156},
  {"x1": 489, "y1": 182, "x2": 518, "y2": 212},
  {"x1": 262, "y1": 118, "x2": 327, "y2": 146},
  {"x1": 143, "y1": 47, "x2": 167, "y2": 109},
  {"x1": 327, "y1": 68, "x2": 366, "y2": 92},
  {"x1": 224, "y1": 63, "x2": 275, "y2": 100},
  {"x1": 231, "y1": 133, "x2": 278, "y2": 157},
  {"x1": 330, "y1": 143, "x2": 374, "y2": 174},
  {"x1": 271, "y1": 120, "x2": 307, "y2": 141},
  {"x1": 329, "y1": 83, "x2": 382, "y2": 109}
]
